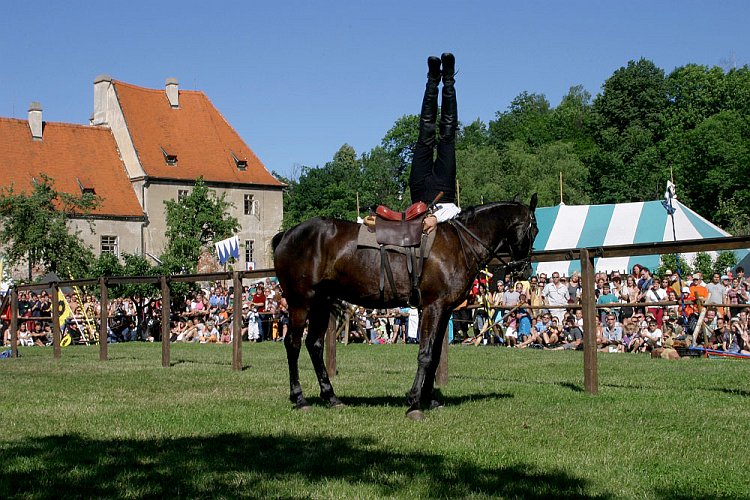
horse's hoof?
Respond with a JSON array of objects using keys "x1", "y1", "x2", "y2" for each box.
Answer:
[{"x1": 406, "y1": 409, "x2": 425, "y2": 421}]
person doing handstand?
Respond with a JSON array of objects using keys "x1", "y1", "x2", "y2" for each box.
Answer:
[{"x1": 410, "y1": 53, "x2": 460, "y2": 233}]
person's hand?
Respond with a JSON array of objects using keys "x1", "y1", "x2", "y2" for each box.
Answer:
[{"x1": 422, "y1": 215, "x2": 437, "y2": 234}]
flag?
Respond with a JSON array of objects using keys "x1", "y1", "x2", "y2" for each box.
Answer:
[
  {"x1": 57, "y1": 290, "x2": 71, "y2": 328},
  {"x1": 661, "y1": 180, "x2": 677, "y2": 215},
  {"x1": 215, "y1": 235, "x2": 240, "y2": 265}
]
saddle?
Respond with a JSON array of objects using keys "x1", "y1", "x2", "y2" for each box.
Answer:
[
  {"x1": 371, "y1": 201, "x2": 428, "y2": 247},
  {"x1": 361, "y1": 201, "x2": 431, "y2": 306}
]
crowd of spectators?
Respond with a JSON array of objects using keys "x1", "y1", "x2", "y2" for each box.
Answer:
[
  {"x1": 448, "y1": 265, "x2": 750, "y2": 356},
  {"x1": 0, "y1": 278, "x2": 291, "y2": 347},
  {"x1": 3, "y1": 265, "x2": 750, "y2": 357}
]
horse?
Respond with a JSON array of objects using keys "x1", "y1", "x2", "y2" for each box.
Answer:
[{"x1": 272, "y1": 194, "x2": 538, "y2": 419}]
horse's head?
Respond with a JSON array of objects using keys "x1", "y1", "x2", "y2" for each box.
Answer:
[{"x1": 506, "y1": 193, "x2": 538, "y2": 273}]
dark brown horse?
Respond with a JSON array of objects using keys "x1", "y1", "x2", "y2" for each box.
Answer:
[{"x1": 272, "y1": 195, "x2": 538, "y2": 419}]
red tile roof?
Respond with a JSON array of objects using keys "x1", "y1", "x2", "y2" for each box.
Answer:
[
  {"x1": 113, "y1": 80, "x2": 283, "y2": 187},
  {"x1": 0, "y1": 117, "x2": 144, "y2": 218}
]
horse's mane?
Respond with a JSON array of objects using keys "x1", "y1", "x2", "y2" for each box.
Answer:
[{"x1": 453, "y1": 201, "x2": 526, "y2": 223}]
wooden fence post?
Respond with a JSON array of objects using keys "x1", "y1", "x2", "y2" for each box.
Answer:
[
  {"x1": 10, "y1": 287, "x2": 18, "y2": 358},
  {"x1": 99, "y1": 277, "x2": 108, "y2": 361},
  {"x1": 580, "y1": 248, "x2": 598, "y2": 394},
  {"x1": 232, "y1": 271, "x2": 242, "y2": 371},
  {"x1": 160, "y1": 276, "x2": 171, "y2": 367},
  {"x1": 51, "y1": 283, "x2": 61, "y2": 359}
]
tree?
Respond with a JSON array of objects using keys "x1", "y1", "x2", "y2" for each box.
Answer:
[
  {"x1": 489, "y1": 91, "x2": 552, "y2": 149},
  {"x1": 161, "y1": 177, "x2": 240, "y2": 274},
  {"x1": 0, "y1": 173, "x2": 98, "y2": 280},
  {"x1": 588, "y1": 59, "x2": 670, "y2": 204}
]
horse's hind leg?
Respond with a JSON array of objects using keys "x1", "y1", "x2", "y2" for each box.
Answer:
[
  {"x1": 305, "y1": 304, "x2": 344, "y2": 408},
  {"x1": 284, "y1": 307, "x2": 310, "y2": 410}
]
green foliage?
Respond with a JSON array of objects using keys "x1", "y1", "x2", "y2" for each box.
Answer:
[
  {"x1": 692, "y1": 252, "x2": 713, "y2": 279},
  {"x1": 0, "y1": 173, "x2": 98, "y2": 280},
  {"x1": 713, "y1": 250, "x2": 738, "y2": 276},
  {"x1": 657, "y1": 254, "x2": 692, "y2": 278},
  {"x1": 161, "y1": 177, "x2": 240, "y2": 273}
]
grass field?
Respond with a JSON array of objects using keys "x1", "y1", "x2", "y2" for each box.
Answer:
[{"x1": 1, "y1": 342, "x2": 748, "y2": 499}]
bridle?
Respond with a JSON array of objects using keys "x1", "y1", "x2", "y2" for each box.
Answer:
[{"x1": 449, "y1": 215, "x2": 534, "y2": 276}]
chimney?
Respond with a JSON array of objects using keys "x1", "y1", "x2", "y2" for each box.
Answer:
[
  {"x1": 166, "y1": 78, "x2": 179, "y2": 108},
  {"x1": 92, "y1": 74, "x2": 112, "y2": 126},
  {"x1": 28, "y1": 102, "x2": 43, "y2": 140}
]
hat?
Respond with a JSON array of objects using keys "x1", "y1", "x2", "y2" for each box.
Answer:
[
  {"x1": 664, "y1": 270, "x2": 673, "y2": 275},
  {"x1": 721, "y1": 275, "x2": 729, "y2": 280},
  {"x1": 731, "y1": 317, "x2": 740, "y2": 323},
  {"x1": 682, "y1": 286, "x2": 690, "y2": 294},
  {"x1": 692, "y1": 273, "x2": 701, "y2": 280}
]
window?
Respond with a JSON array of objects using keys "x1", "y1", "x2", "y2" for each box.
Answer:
[
  {"x1": 178, "y1": 190, "x2": 189, "y2": 201},
  {"x1": 231, "y1": 151, "x2": 247, "y2": 171},
  {"x1": 160, "y1": 146, "x2": 178, "y2": 166},
  {"x1": 101, "y1": 236, "x2": 118, "y2": 256},
  {"x1": 245, "y1": 240, "x2": 254, "y2": 262},
  {"x1": 244, "y1": 194, "x2": 259, "y2": 216}
]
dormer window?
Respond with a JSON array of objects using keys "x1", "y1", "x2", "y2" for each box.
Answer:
[
  {"x1": 76, "y1": 177, "x2": 96, "y2": 195},
  {"x1": 231, "y1": 151, "x2": 247, "y2": 171},
  {"x1": 161, "y1": 146, "x2": 178, "y2": 166}
]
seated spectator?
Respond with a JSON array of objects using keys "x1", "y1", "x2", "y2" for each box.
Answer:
[
  {"x1": 553, "y1": 316, "x2": 583, "y2": 350},
  {"x1": 201, "y1": 320, "x2": 219, "y2": 343},
  {"x1": 17, "y1": 322, "x2": 34, "y2": 346},
  {"x1": 599, "y1": 314, "x2": 624, "y2": 352},
  {"x1": 31, "y1": 321, "x2": 49, "y2": 346}
]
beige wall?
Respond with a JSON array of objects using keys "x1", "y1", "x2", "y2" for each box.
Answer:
[
  {"x1": 69, "y1": 218, "x2": 144, "y2": 259},
  {"x1": 143, "y1": 181, "x2": 283, "y2": 270}
]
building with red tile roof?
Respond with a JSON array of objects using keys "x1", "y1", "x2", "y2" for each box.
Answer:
[
  {"x1": 1, "y1": 76, "x2": 284, "y2": 275},
  {"x1": 92, "y1": 76, "x2": 284, "y2": 269}
]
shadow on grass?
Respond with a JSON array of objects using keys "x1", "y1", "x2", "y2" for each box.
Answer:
[
  {"x1": 335, "y1": 391, "x2": 513, "y2": 408},
  {"x1": 714, "y1": 387, "x2": 750, "y2": 397},
  {"x1": 554, "y1": 381, "x2": 584, "y2": 393},
  {"x1": 0, "y1": 433, "x2": 607, "y2": 498}
]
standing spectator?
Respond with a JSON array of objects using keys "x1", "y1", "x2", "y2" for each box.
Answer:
[
  {"x1": 251, "y1": 283, "x2": 267, "y2": 340},
  {"x1": 705, "y1": 273, "x2": 727, "y2": 316},
  {"x1": 515, "y1": 294, "x2": 532, "y2": 344},
  {"x1": 645, "y1": 277, "x2": 667, "y2": 326},
  {"x1": 504, "y1": 282, "x2": 522, "y2": 308},
  {"x1": 542, "y1": 272, "x2": 569, "y2": 323},
  {"x1": 567, "y1": 273, "x2": 582, "y2": 304},
  {"x1": 596, "y1": 283, "x2": 619, "y2": 323},
  {"x1": 689, "y1": 274, "x2": 710, "y2": 314}
]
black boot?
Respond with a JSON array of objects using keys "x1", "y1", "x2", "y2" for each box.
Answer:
[
  {"x1": 418, "y1": 56, "x2": 441, "y2": 147},
  {"x1": 439, "y1": 53, "x2": 457, "y2": 143}
]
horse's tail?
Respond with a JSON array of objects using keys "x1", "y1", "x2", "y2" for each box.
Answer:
[{"x1": 271, "y1": 231, "x2": 286, "y2": 254}]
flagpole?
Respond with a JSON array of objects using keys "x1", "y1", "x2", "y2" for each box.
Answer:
[{"x1": 662, "y1": 180, "x2": 687, "y2": 325}]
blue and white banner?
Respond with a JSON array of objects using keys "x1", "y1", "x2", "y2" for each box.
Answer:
[
  {"x1": 215, "y1": 235, "x2": 240, "y2": 265},
  {"x1": 532, "y1": 199, "x2": 741, "y2": 277}
]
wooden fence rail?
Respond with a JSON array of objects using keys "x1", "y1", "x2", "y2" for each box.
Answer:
[{"x1": 4, "y1": 234, "x2": 750, "y2": 396}]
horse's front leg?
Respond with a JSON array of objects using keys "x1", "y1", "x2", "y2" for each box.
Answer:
[
  {"x1": 284, "y1": 308, "x2": 310, "y2": 410},
  {"x1": 419, "y1": 309, "x2": 451, "y2": 410},
  {"x1": 406, "y1": 304, "x2": 448, "y2": 419},
  {"x1": 305, "y1": 307, "x2": 344, "y2": 408}
]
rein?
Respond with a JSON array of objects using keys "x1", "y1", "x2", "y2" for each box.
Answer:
[{"x1": 449, "y1": 217, "x2": 532, "y2": 275}]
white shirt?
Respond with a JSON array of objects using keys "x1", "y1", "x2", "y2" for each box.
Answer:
[{"x1": 433, "y1": 203, "x2": 461, "y2": 223}]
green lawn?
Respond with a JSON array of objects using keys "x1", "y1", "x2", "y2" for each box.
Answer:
[{"x1": 1, "y1": 342, "x2": 748, "y2": 499}]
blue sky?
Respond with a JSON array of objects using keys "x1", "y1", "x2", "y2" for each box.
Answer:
[{"x1": 2, "y1": 1, "x2": 747, "y2": 180}]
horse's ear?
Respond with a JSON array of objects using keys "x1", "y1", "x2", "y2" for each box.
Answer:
[
  {"x1": 512, "y1": 193, "x2": 522, "y2": 203},
  {"x1": 529, "y1": 193, "x2": 538, "y2": 212}
]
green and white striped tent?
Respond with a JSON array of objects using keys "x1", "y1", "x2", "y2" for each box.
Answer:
[{"x1": 532, "y1": 199, "x2": 744, "y2": 277}]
